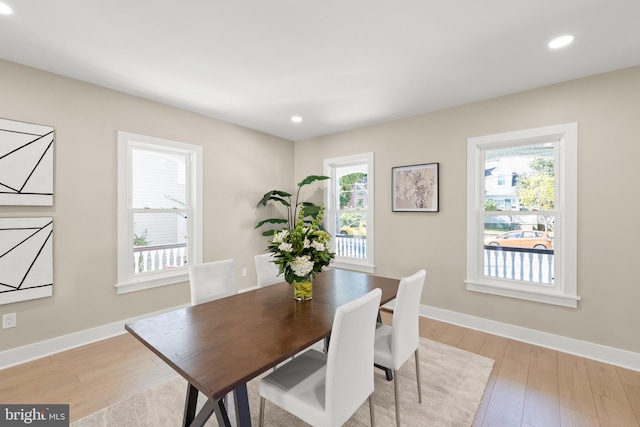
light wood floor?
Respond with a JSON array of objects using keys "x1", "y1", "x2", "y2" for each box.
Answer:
[{"x1": 1, "y1": 316, "x2": 639, "y2": 426}]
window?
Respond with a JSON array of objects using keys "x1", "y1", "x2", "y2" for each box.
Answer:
[
  {"x1": 324, "y1": 152, "x2": 374, "y2": 273},
  {"x1": 116, "y1": 132, "x2": 202, "y2": 294},
  {"x1": 466, "y1": 123, "x2": 578, "y2": 307}
]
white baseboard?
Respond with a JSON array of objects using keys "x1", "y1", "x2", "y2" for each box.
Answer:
[
  {"x1": 0, "y1": 304, "x2": 188, "y2": 370},
  {"x1": 421, "y1": 304, "x2": 640, "y2": 372},
  {"x1": 3, "y1": 301, "x2": 638, "y2": 373}
]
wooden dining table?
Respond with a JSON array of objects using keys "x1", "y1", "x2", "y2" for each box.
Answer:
[{"x1": 125, "y1": 268, "x2": 400, "y2": 427}]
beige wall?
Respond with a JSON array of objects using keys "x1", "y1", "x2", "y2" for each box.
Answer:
[
  {"x1": 295, "y1": 66, "x2": 640, "y2": 354},
  {"x1": 0, "y1": 59, "x2": 294, "y2": 351},
  {"x1": 2, "y1": 58, "x2": 638, "y2": 357}
]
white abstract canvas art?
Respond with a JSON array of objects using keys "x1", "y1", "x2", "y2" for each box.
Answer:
[
  {"x1": 0, "y1": 217, "x2": 53, "y2": 305},
  {"x1": 0, "y1": 118, "x2": 54, "y2": 206}
]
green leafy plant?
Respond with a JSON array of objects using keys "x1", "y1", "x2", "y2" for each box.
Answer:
[
  {"x1": 133, "y1": 228, "x2": 150, "y2": 247},
  {"x1": 484, "y1": 199, "x2": 498, "y2": 211},
  {"x1": 255, "y1": 175, "x2": 330, "y2": 236}
]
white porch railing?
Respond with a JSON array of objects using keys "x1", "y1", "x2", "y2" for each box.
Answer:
[
  {"x1": 134, "y1": 243, "x2": 187, "y2": 273},
  {"x1": 334, "y1": 235, "x2": 367, "y2": 259},
  {"x1": 484, "y1": 245, "x2": 554, "y2": 284}
]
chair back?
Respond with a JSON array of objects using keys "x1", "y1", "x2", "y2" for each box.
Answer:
[
  {"x1": 254, "y1": 253, "x2": 283, "y2": 287},
  {"x1": 188, "y1": 259, "x2": 237, "y2": 305},
  {"x1": 391, "y1": 269, "x2": 426, "y2": 367},
  {"x1": 325, "y1": 288, "x2": 382, "y2": 426}
]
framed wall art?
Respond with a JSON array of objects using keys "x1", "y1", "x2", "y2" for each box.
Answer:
[
  {"x1": 392, "y1": 162, "x2": 439, "y2": 212},
  {"x1": 0, "y1": 118, "x2": 54, "y2": 206},
  {"x1": 0, "y1": 217, "x2": 53, "y2": 305}
]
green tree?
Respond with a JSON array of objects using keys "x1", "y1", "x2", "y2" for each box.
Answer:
[
  {"x1": 529, "y1": 158, "x2": 554, "y2": 176},
  {"x1": 517, "y1": 157, "x2": 555, "y2": 211},
  {"x1": 518, "y1": 174, "x2": 554, "y2": 211},
  {"x1": 516, "y1": 157, "x2": 555, "y2": 230}
]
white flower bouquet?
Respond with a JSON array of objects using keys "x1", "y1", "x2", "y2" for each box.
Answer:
[{"x1": 266, "y1": 207, "x2": 335, "y2": 284}]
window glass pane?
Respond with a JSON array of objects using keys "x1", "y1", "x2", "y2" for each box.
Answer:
[
  {"x1": 133, "y1": 212, "x2": 188, "y2": 274},
  {"x1": 483, "y1": 141, "x2": 556, "y2": 284},
  {"x1": 484, "y1": 142, "x2": 555, "y2": 212},
  {"x1": 334, "y1": 213, "x2": 367, "y2": 259},
  {"x1": 483, "y1": 214, "x2": 555, "y2": 285},
  {"x1": 333, "y1": 165, "x2": 368, "y2": 260},
  {"x1": 336, "y1": 213, "x2": 367, "y2": 236},
  {"x1": 133, "y1": 212, "x2": 188, "y2": 247},
  {"x1": 132, "y1": 148, "x2": 187, "y2": 209},
  {"x1": 336, "y1": 166, "x2": 368, "y2": 211}
]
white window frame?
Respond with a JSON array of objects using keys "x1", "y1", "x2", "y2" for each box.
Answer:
[
  {"x1": 465, "y1": 123, "x2": 579, "y2": 308},
  {"x1": 324, "y1": 152, "x2": 375, "y2": 273},
  {"x1": 116, "y1": 131, "x2": 203, "y2": 294}
]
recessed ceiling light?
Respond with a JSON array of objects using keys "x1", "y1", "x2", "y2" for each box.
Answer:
[
  {"x1": 291, "y1": 116, "x2": 303, "y2": 123},
  {"x1": 0, "y1": 2, "x2": 12, "y2": 15},
  {"x1": 548, "y1": 35, "x2": 574, "y2": 49}
]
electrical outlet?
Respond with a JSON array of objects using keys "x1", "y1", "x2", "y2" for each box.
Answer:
[
  {"x1": 2, "y1": 313, "x2": 16, "y2": 329},
  {"x1": 241, "y1": 267, "x2": 247, "y2": 277}
]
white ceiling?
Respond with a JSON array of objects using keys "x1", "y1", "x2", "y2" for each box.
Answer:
[{"x1": 1, "y1": 1, "x2": 639, "y2": 141}]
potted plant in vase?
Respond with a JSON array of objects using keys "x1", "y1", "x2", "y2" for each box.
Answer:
[{"x1": 256, "y1": 175, "x2": 335, "y2": 300}]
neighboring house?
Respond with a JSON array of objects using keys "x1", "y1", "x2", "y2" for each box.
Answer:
[
  {"x1": 484, "y1": 158, "x2": 531, "y2": 210},
  {"x1": 485, "y1": 158, "x2": 549, "y2": 231},
  {"x1": 133, "y1": 150, "x2": 187, "y2": 248}
]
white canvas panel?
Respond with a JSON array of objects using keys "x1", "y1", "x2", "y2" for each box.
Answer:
[
  {"x1": 0, "y1": 118, "x2": 54, "y2": 206},
  {"x1": 0, "y1": 217, "x2": 53, "y2": 305}
]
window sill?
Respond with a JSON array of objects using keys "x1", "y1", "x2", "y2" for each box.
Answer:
[
  {"x1": 116, "y1": 269, "x2": 189, "y2": 294},
  {"x1": 330, "y1": 259, "x2": 375, "y2": 274},
  {"x1": 465, "y1": 280, "x2": 580, "y2": 308}
]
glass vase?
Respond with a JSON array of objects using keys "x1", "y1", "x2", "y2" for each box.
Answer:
[{"x1": 293, "y1": 279, "x2": 312, "y2": 301}]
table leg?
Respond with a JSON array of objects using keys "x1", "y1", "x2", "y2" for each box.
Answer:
[
  {"x1": 183, "y1": 384, "x2": 198, "y2": 426},
  {"x1": 233, "y1": 383, "x2": 252, "y2": 426},
  {"x1": 183, "y1": 383, "x2": 232, "y2": 427},
  {"x1": 192, "y1": 400, "x2": 217, "y2": 426}
]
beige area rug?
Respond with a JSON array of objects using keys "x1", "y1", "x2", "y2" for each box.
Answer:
[{"x1": 72, "y1": 338, "x2": 494, "y2": 427}]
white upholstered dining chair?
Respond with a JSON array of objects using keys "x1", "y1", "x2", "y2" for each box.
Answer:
[
  {"x1": 187, "y1": 258, "x2": 237, "y2": 409},
  {"x1": 259, "y1": 288, "x2": 382, "y2": 427},
  {"x1": 188, "y1": 258, "x2": 237, "y2": 306},
  {"x1": 373, "y1": 269, "x2": 426, "y2": 426},
  {"x1": 254, "y1": 253, "x2": 283, "y2": 287}
]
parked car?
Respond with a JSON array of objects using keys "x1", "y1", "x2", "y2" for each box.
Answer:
[
  {"x1": 485, "y1": 230, "x2": 553, "y2": 249},
  {"x1": 339, "y1": 221, "x2": 366, "y2": 236}
]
